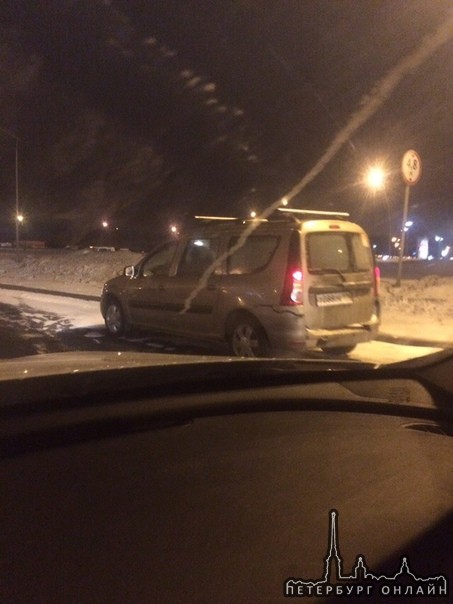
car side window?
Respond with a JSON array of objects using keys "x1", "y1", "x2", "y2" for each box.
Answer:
[
  {"x1": 227, "y1": 236, "x2": 279, "y2": 274},
  {"x1": 177, "y1": 238, "x2": 218, "y2": 276},
  {"x1": 141, "y1": 243, "x2": 177, "y2": 277}
]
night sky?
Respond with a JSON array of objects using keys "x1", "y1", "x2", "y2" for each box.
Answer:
[{"x1": 0, "y1": 0, "x2": 452, "y2": 247}]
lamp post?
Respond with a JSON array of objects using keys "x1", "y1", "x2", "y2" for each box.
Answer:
[
  {"x1": 364, "y1": 165, "x2": 391, "y2": 255},
  {"x1": 14, "y1": 139, "x2": 20, "y2": 259},
  {"x1": 0, "y1": 127, "x2": 21, "y2": 261}
]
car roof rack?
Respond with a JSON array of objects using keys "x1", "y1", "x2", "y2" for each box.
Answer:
[
  {"x1": 275, "y1": 207, "x2": 350, "y2": 219},
  {"x1": 194, "y1": 208, "x2": 350, "y2": 225},
  {"x1": 194, "y1": 215, "x2": 268, "y2": 224},
  {"x1": 194, "y1": 215, "x2": 238, "y2": 221}
]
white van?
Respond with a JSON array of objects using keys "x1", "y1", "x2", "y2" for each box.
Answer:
[{"x1": 101, "y1": 209, "x2": 380, "y2": 357}]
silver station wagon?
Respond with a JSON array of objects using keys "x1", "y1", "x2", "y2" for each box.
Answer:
[{"x1": 101, "y1": 209, "x2": 380, "y2": 357}]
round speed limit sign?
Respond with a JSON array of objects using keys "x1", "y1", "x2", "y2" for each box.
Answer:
[{"x1": 401, "y1": 150, "x2": 421, "y2": 186}]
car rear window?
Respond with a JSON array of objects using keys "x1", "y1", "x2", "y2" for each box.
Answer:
[
  {"x1": 307, "y1": 232, "x2": 372, "y2": 272},
  {"x1": 227, "y1": 236, "x2": 279, "y2": 274}
]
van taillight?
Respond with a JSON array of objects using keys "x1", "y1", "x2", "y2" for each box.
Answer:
[
  {"x1": 281, "y1": 231, "x2": 303, "y2": 305},
  {"x1": 374, "y1": 266, "x2": 380, "y2": 296},
  {"x1": 281, "y1": 268, "x2": 304, "y2": 305}
]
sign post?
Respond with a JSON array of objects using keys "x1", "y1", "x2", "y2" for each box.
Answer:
[{"x1": 396, "y1": 150, "x2": 421, "y2": 286}]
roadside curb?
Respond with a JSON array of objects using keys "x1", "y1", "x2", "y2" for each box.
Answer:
[
  {"x1": 0, "y1": 283, "x2": 100, "y2": 302},
  {"x1": 376, "y1": 332, "x2": 450, "y2": 349}
]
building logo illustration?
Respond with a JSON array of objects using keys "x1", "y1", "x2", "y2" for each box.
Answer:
[{"x1": 284, "y1": 510, "x2": 448, "y2": 598}]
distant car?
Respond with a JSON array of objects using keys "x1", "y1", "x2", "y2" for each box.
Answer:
[
  {"x1": 101, "y1": 209, "x2": 380, "y2": 357},
  {"x1": 89, "y1": 246, "x2": 116, "y2": 252}
]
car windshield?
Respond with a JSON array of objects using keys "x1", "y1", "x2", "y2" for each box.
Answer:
[{"x1": 0, "y1": 1, "x2": 452, "y2": 367}]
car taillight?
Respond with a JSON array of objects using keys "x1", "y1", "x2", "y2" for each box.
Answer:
[
  {"x1": 281, "y1": 231, "x2": 303, "y2": 305},
  {"x1": 373, "y1": 266, "x2": 380, "y2": 296},
  {"x1": 281, "y1": 268, "x2": 304, "y2": 305}
]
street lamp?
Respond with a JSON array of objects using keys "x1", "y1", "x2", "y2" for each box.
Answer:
[
  {"x1": 364, "y1": 164, "x2": 391, "y2": 255},
  {"x1": 364, "y1": 166, "x2": 385, "y2": 191},
  {"x1": 0, "y1": 127, "x2": 20, "y2": 260},
  {"x1": 16, "y1": 213, "x2": 24, "y2": 253}
]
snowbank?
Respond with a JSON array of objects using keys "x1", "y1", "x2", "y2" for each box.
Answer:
[
  {"x1": 0, "y1": 249, "x2": 142, "y2": 296},
  {"x1": 380, "y1": 276, "x2": 453, "y2": 343}
]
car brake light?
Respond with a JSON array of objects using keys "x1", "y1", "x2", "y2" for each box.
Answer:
[
  {"x1": 373, "y1": 266, "x2": 380, "y2": 296},
  {"x1": 281, "y1": 268, "x2": 304, "y2": 305},
  {"x1": 281, "y1": 231, "x2": 303, "y2": 305}
]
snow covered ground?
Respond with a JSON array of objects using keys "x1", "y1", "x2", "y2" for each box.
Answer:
[
  {"x1": 0, "y1": 249, "x2": 452, "y2": 364},
  {"x1": 0, "y1": 288, "x2": 104, "y2": 330},
  {"x1": 379, "y1": 275, "x2": 453, "y2": 344}
]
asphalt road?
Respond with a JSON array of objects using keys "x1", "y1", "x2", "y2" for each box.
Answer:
[{"x1": 0, "y1": 299, "x2": 229, "y2": 359}]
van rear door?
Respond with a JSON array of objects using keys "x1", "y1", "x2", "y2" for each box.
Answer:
[{"x1": 302, "y1": 222, "x2": 375, "y2": 330}]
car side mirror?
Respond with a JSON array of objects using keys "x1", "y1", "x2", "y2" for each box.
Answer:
[{"x1": 124, "y1": 265, "x2": 136, "y2": 278}]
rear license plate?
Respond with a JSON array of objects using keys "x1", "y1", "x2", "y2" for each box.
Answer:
[{"x1": 316, "y1": 292, "x2": 353, "y2": 307}]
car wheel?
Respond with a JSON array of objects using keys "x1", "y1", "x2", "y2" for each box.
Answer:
[
  {"x1": 228, "y1": 316, "x2": 271, "y2": 358},
  {"x1": 321, "y1": 345, "x2": 356, "y2": 355},
  {"x1": 104, "y1": 299, "x2": 128, "y2": 336}
]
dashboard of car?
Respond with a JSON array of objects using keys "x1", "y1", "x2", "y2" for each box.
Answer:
[{"x1": 1, "y1": 354, "x2": 452, "y2": 603}]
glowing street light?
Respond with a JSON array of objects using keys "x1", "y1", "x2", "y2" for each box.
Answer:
[
  {"x1": 365, "y1": 165, "x2": 386, "y2": 191},
  {"x1": 101, "y1": 220, "x2": 109, "y2": 228},
  {"x1": 170, "y1": 224, "x2": 179, "y2": 236},
  {"x1": 16, "y1": 213, "x2": 24, "y2": 224},
  {"x1": 250, "y1": 210, "x2": 257, "y2": 219},
  {"x1": 364, "y1": 163, "x2": 391, "y2": 255}
]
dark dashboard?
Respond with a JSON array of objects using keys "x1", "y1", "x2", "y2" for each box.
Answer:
[{"x1": 1, "y1": 352, "x2": 453, "y2": 602}]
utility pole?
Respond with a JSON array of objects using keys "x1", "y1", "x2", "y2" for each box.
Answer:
[
  {"x1": 0, "y1": 126, "x2": 21, "y2": 261},
  {"x1": 15, "y1": 137, "x2": 20, "y2": 261}
]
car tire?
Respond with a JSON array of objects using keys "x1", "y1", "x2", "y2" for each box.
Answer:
[
  {"x1": 104, "y1": 299, "x2": 128, "y2": 337},
  {"x1": 321, "y1": 345, "x2": 356, "y2": 355},
  {"x1": 227, "y1": 316, "x2": 271, "y2": 358}
]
